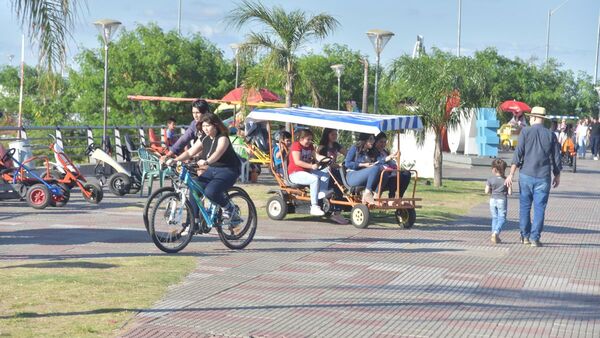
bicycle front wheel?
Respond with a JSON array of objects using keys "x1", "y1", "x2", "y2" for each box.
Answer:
[
  {"x1": 149, "y1": 192, "x2": 194, "y2": 253},
  {"x1": 217, "y1": 189, "x2": 257, "y2": 250},
  {"x1": 143, "y1": 186, "x2": 176, "y2": 232}
]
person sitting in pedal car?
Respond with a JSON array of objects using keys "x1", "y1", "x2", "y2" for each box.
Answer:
[
  {"x1": 344, "y1": 133, "x2": 384, "y2": 205},
  {"x1": 316, "y1": 128, "x2": 349, "y2": 224},
  {"x1": 287, "y1": 129, "x2": 330, "y2": 216},
  {"x1": 370, "y1": 132, "x2": 412, "y2": 202},
  {"x1": 170, "y1": 113, "x2": 242, "y2": 225},
  {"x1": 273, "y1": 131, "x2": 292, "y2": 176}
]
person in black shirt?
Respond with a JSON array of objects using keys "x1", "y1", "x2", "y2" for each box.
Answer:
[
  {"x1": 590, "y1": 118, "x2": 600, "y2": 160},
  {"x1": 171, "y1": 113, "x2": 241, "y2": 224}
]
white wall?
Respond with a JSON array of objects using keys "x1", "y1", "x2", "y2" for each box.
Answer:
[{"x1": 393, "y1": 130, "x2": 435, "y2": 179}]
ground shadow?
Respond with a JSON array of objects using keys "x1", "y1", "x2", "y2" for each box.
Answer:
[{"x1": 1, "y1": 261, "x2": 118, "y2": 269}]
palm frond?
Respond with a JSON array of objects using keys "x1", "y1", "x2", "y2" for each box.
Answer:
[{"x1": 11, "y1": 0, "x2": 80, "y2": 72}]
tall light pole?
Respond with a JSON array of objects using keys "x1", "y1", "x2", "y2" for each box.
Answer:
[
  {"x1": 330, "y1": 64, "x2": 345, "y2": 110},
  {"x1": 94, "y1": 19, "x2": 121, "y2": 152},
  {"x1": 230, "y1": 43, "x2": 241, "y2": 88},
  {"x1": 546, "y1": 0, "x2": 570, "y2": 64},
  {"x1": 457, "y1": 0, "x2": 462, "y2": 57},
  {"x1": 594, "y1": 10, "x2": 600, "y2": 85},
  {"x1": 177, "y1": 0, "x2": 182, "y2": 35},
  {"x1": 366, "y1": 29, "x2": 394, "y2": 114}
]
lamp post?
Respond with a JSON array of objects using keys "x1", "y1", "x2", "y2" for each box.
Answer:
[
  {"x1": 230, "y1": 43, "x2": 241, "y2": 88},
  {"x1": 94, "y1": 19, "x2": 121, "y2": 152},
  {"x1": 594, "y1": 10, "x2": 600, "y2": 85},
  {"x1": 366, "y1": 29, "x2": 394, "y2": 114},
  {"x1": 457, "y1": 0, "x2": 462, "y2": 57},
  {"x1": 330, "y1": 64, "x2": 345, "y2": 110},
  {"x1": 545, "y1": 0, "x2": 570, "y2": 64}
]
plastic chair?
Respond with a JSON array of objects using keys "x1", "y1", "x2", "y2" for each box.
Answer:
[
  {"x1": 137, "y1": 148, "x2": 163, "y2": 196},
  {"x1": 232, "y1": 143, "x2": 250, "y2": 183}
]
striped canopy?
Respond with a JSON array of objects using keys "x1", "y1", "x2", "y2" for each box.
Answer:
[{"x1": 247, "y1": 107, "x2": 423, "y2": 134}]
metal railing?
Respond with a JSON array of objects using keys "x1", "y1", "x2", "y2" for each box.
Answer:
[{"x1": 0, "y1": 124, "x2": 189, "y2": 164}]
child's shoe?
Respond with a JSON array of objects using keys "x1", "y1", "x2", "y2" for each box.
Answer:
[{"x1": 491, "y1": 233, "x2": 501, "y2": 244}]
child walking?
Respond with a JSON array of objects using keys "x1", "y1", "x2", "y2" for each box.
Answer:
[{"x1": 485, "y1": 159, "x2": 512, "y2": 244}]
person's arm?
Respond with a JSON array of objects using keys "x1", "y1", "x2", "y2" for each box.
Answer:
[
  {"x1": 291, "y1": 150, "x2": 318, "y2": 170},
  {"x1": 505, "y1": 164, "x2": 518, "y2": 189},
  {"x1": 315, "y1": 145, "x2": 326, "y2": 161},
  {"x1": 173, "y1": 139, "x2": 203, "y2": 162},
  {"x1": 506, "y1": 129, "x2": 526, "y2": 188},
  {"x1": 344, "y1": 146, "x2": 373, "y2": 170},
  {"x1": 198, "y1": 136, "x2": 230, "y2": 166},
  {"x1": 508, "y1": 186, "x2": 513, "y2": 195},
  {"x1": 167, "y1": 121, "x2": 196, "y2": 156},
  {"x1": 484, "y1": 184, "x2": 490, "y2": 194}
]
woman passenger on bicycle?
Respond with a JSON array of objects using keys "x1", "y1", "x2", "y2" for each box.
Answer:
[
  {"x1": 344, "y1": 133, "x2": 383, "y2": 205},
  {"x1": 288, "y1": 129, "x2": 330, "y2": 216},
  {"x1": 171, "y1": 113, "x2": 241, "y2": 223}
]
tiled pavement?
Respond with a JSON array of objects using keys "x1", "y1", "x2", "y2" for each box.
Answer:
[{"x1": 1, "y1": 158, "x2": 600, "y2": 337}]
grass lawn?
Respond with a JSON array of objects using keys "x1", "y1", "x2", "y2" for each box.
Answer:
[
  {"x1": 0, "y1": 256, "x2": 196, "y2": 337},
  {"x1": 239, "y1": 177, "x2": 487, "y2": 227}
]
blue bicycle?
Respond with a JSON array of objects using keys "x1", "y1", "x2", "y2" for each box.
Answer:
[{"x1": 148, "y1": 162, "x2": 257, "y2": 253}]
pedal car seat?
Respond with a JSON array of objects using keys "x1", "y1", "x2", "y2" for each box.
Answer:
[
  {"x1": 340, "y1": 164, "x2": 365, "y2": 194},
  {"x1": 282, "y1": 155, "x2": 308, "y2": 189}
]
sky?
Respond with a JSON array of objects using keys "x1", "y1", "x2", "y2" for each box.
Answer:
[{"x1": 1, "y1": 0, "x2": 599, "y2": 79}]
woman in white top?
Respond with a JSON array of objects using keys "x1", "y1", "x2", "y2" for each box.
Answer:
[{"x1": 575, "y1": 119, "x2": 589, "y2": 159}]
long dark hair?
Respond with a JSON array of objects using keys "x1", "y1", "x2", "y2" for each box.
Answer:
[
  {"x1": 318, "y1": 128, "x2": 340, "y2": 156},
  {"x1": 198, "y1": 113, "x2": 228, "y2": 136}
]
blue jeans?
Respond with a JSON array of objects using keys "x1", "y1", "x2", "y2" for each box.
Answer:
[
  {"x1": 577, "y1": 138, "x2": 586, "y2": 157},
  {"x1": 518, "y1": 173, "x2": 551, "y2": 241},
  {"x1": 289, "y1": 170, "x2": 329, "y2": 206},
  {"x1": 197, "y1": 166, "x2": 240, "y2": 207},
  {"x1": 346, "y1": 165, "x2": 383, "y2": 192},
  {"x1": 591, "y1": 135, "x2": 600, "y2": 156},
  {"x1": 489, "y1": 198, "x2": 507, "y2": 234}
]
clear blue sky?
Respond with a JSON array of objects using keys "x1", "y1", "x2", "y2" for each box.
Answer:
[{"x1": 1, "y1": 0, "x2": 599, "y2": 78}]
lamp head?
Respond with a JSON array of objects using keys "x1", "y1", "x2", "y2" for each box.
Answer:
[
  {"x1": 366, "y1": 29, "x2": 394, "y2": 55},
  {"x1": 330, "y1": 64, "x2": 345, "y2": 77},
  {"x1": 93, "y1": 19, "x2": 122, "y2": 44}
]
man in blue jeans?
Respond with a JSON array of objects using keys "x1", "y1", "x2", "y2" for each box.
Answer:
[{"x1": 505, "y1": 106, "x2": 561, "y2": 247}]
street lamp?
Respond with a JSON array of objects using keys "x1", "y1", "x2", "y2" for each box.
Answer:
[
  {"x1": 93, "y1": 18, "x2": 121, "y2": 152},
  {"x1": 594, "y1": 10, "x2": 600, "y2": 85},
  {"x1": 330, "y1": 64, "x2": 345, "y2": 110},
  {"x1": 366, "y1": 29, "x2": 394, "y2": 114},
  {"x1": 230, "y1": 43, "x2": 241, "y2": 88},
  {"x1": 545, "y1": 0, "x2": 570, "y2": 64}
]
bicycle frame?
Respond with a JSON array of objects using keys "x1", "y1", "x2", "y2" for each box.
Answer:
[
  {"x1": 5, "y1": 153, "x2": 62, "y2": 196},
  {"x1": 174, "y1": 164, "x2": 220, "y2": 228}
]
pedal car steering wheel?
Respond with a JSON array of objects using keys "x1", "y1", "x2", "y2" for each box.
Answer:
[
  {"x1": 85, "y1": 143, "x2": 96, "y2": 156},
  {"x1": 1, "y1": 148, "x2": 16, "y2": 162},
  {"x1": 316, "y1": 157, "x2": 333, "y2": 170}
]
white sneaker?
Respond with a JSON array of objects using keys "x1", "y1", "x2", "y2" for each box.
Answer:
[
  {"x1": 595, "y1": 156, "x2": 599, "y2": 161},
  {"x1": 310, "y1": 206, "x2": 325, "y2": 216}
]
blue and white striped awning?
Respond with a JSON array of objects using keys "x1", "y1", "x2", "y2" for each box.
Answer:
[{"x1": 247, "y1": 106, "x2": 423, "y2": 134}]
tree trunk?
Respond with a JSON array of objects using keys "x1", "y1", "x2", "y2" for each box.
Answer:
[
  {"x1": 285, "y1": 59, "x2": 294, "y2": 130},
  {"x1": 360, "y1": 58, "x2": 369, "y2": 113},
  {"x1": 433, "y1": 127, "x2": 443, "y2": 187}
]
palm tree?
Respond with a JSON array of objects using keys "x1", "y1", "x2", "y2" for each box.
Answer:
[
  {"x1": 11, "y1": 0, "x2": 77, "y2": 72},
  {"x1": 226, "y1": 0, "x2": 339, "y2": 107}
]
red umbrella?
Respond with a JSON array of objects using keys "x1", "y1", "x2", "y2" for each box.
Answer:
[
  {"x1": 499, "y1": 100, "x2": 531, "y2": 114},
  {"x1": 221, "y1": 87, "x2": 280, "y2": 103}
]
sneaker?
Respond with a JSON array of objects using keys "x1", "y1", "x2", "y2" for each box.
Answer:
[
  {"x1": 361, "y1": 190, "x2": 375, "y2": 205},
  {"x1": 521, "y1": 236, "x2": 531, "y2": 245},
  {"x1": 594, "y1": 156, "x2": 599, "y2": 161},
  {"x1": 330, "y1": 212, "x2": 349, "y2": 225},
  {"x1": 491, "y1": 233, "x2": 501, "y2": 244},
  {"x1": 222, "y1": 206, "x2": 243, "y2": 227},
  {"x1": 310, "y1": 205, "x2": 325, "y2": 216},
  {"x1": 317, "y1": 189, "x2": 334, "y2": 200},
  {"x1": 530, "y1": 240, "x2": 542, "y2": 247}
]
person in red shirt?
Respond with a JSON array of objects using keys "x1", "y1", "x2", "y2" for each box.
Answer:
[{"x1": 288, "y1": 129, "x2": 330, "y2": 216}]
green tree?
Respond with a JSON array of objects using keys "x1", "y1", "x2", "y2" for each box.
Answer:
[
  {"x1": 384, "y1": 49, "x2": 487, "y2": 187},
  {"x1": 11, "y1": 0, "x2": 77, "y2": 72},
  {"x1": 226, "y1": 0, "x2": 339, "y2": 107},
  {"x1": 68, "y1": 23, "x2": 233, "y2": 127}
]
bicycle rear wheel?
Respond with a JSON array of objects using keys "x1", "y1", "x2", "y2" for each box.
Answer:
[
  {"x1": 217, "y1": 189, "x2": 257, "y2": 250},
  {"x1": 149, "y1": 192, "x2": 194, "y2": 253}
]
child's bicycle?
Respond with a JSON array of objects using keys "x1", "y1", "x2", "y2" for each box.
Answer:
[{"x1": 147, "y1": 161, "x2": 257, "y2": 253}]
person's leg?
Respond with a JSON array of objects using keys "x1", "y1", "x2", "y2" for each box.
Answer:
[
  {"x1": 365, "y1": 165, "x2": 383, "y2": 192},
  {"x1": 346, "y1": 168, "x2": 371, "y2": 187},
  {"x1": 202, "y1": 167, "x2": 238, "y2": 208},
  {"x1": 347, "y1": 168, "x2": 379, "y2": 204},
  {"x1": 313, "y1": 169, "x2": 330, "y2": 197},
  {"x1": 489, "y1": 199, "x2": 498, "y2": 233},
  {"x1": 399, "y1": 171, "x2": 412, "y2": 197},
  {"x1": 530, "y1": 177, "x2": 551, "y2": 243},
  {"x1": 519, "y1": 174, "x2": 534, "y2": 242},
  {"x1": 496, "y1": 198, "x2": 507, "y2": 234},
  {"x1": 289, "y1": 171, "x2": 319, "y2": 206}
]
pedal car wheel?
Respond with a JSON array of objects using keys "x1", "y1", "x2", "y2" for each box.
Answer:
[
  {"x1": 26, "y1": 184, "x2": 51, "y2": 209},
  {"x1": 50, "y1": 183, "x2": 70, "y2": 207},
  {"x1": 396, "y1": 208, "x2": 416, "y2": 229},
  {"x1": 83, "y1": 183, "x2": 103, "y2": 204},
  {"x1": 350, "y1": 204, "x2": 370, "y2": 229},
  {"x1": 266, "y1": 195, "x2": 287, "y2": 220},
  {"x1": 108, "y1": 173, "x2": 131, "y2": 196}
]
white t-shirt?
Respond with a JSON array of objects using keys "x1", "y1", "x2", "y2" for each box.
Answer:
[{"x1": 575, "y1": 124, "x2": 588, "y2": 142}]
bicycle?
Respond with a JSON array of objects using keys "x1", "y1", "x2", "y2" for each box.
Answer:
[{"x1": 147, "y1": 161, "x2": 257, "y2": 253}]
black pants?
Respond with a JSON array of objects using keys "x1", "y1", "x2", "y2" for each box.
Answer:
[{"x1": 382, "y1": 171, "x2": 412, "y2": 198}]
